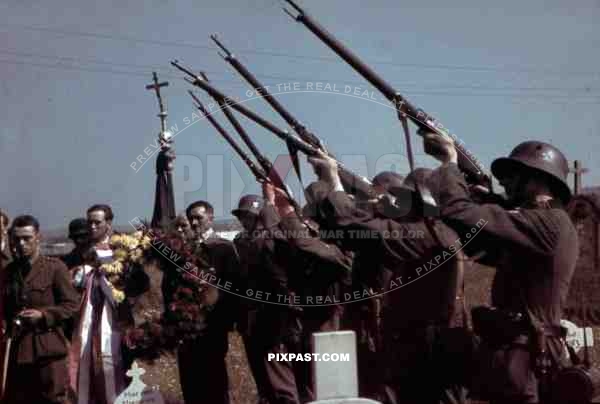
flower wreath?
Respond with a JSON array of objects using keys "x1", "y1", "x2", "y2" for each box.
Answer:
[
  {"x1": 123, "y1": 224, "x2": 220, "y2": 361},
  {"x1": 96, "y1": 231, "x2": 154, "y2": 304}
]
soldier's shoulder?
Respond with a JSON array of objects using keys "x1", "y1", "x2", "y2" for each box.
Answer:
[
  {"x1": 38, "y1": 255, "x2": 69, "y2": 270},
  {"x1": 518, "y1": 206, "x2": 571, "y2": 225}
]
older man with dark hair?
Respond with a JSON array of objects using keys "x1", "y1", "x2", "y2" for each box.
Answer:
[
  {"x1": 3, "y1": 214, "x2": 79, "y2": 404},
  {"x1": 164, "y1": 199, "x2": 239, "y2": 404}
]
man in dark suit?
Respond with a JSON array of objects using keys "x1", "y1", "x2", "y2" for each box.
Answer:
[
  {"x1": 169, "y1": 200, "x2": 239, "y2": 404},
  {"x1": 3, "y1": 215, "x2": 79, "y2": 404}
]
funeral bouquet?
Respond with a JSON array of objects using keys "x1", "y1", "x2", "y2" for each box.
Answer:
[
  {"x1": 97, "y1": 231, "x2": 154, "y2": 303},
  {"x1": 123, "y1": 223, "x2": 219, "y2": 360}
]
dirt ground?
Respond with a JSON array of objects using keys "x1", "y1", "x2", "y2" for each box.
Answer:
[{"x1": 133, "y1": 263, "x2": 600, "y2": 404}]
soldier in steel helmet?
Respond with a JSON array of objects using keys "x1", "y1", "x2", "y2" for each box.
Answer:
[
  {"x1": 253, "y1": 183, "x2": 353, "y2": 404},
  {"x1": 232, "y1": 194, "x2": 272, "y2": 404},
  {"x1": 297, "y1": 154, "x2": 469, "y2": 404},
  {"x1": 347, "y1": 170, "x2": 406, "y2": 399},
  {"x1": 422, "y1": 132, "x2": 578, "y2": 404}
]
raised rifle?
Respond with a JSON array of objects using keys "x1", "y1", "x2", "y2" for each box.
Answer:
[
  {"x1": 283, "y1": 0, "x2": 492, "y2": 190},
  {"x1": 211, "y1": 35, "x2": 383, "y2": 196},
  {"x1": 188, "y1": 90, "x2": 268, "y2": 184},
  {"x1": 171, "y1": 60, "x2": 380, "y2": 201},
  {"x1": 195, "y1": 73, "x2": 290, "y2": 193},
  {"x1": 188, "y1": 90, "x2": 314, "y2": 227}
]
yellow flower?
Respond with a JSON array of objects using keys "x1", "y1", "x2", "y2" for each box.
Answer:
[
  {"x1": 121, "y1": 235, "x2": 139, "y2": 250},
  {"x1": 101, "y1": 261, "x2": 123, "y2": 275},
  {"x1": 140, "y1": 235, "x2": 152, "y2": 250},
  {"x1": 110, "y1": 234, "x2": 123, "y2": 245},
  {"x1": 132, "y1": 231, "x2": 144, "y2": 240},
  {"x1": 113, "y1": 248, "x2": 129, "y2": 262},
  {"x1": 112, "y1": 288, "x2": 126, "y2": 303}
]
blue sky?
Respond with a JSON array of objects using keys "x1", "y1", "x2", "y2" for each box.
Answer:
[{"x1": 1, "y1": 0, "x2": 598, "y2": 230}]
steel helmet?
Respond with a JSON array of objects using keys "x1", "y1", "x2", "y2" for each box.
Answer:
[
  {"x1": 372, "y1": 171, "x2": 405, "y2": 193},
  {"x1": 383, "y1": 167, "x2": 439, "y2": 217},
  {"x1": 232, "y1": 194, "x2": 263, "y2": 217},
  {"x1": 491, "y1": 141, "x2": 571, "y2": 204}
]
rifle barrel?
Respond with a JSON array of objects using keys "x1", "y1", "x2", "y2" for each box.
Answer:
[
  {"x1": 285, "y1": 2, "x2": 489, "y2": 186},
  {"x1": 175, "y1": 60, "x2": 377, "y2": 199},
  {"x1": 189, "y1": 91, "x2": 267, "y2": 182}
]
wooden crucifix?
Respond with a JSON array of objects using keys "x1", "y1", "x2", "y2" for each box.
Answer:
[
  {"x1": 569, "y1": 160, "x2": 589, "y2": 195},
  {"x1": 146, "y1": 72, "x2": 176, "y2": 229},
  {"x1": 145, "y1": 72, "x2": 169, "y2": 136}
]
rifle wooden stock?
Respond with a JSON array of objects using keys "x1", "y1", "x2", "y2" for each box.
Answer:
[{"x1": 284, "y1": 0, "x2": 490, "y2": 188}]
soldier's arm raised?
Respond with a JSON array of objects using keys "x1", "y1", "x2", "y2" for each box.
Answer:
[{"x1": 436, "y1": 163, "x2": 560, "y2": 255}]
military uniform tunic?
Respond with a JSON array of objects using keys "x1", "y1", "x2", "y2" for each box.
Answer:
[
  {"x1": 3, "y1": 255, "x2": 79, "y2": 404},
  {"x1": 436, "y1": 163, "x2": 578, "y2": 403}
]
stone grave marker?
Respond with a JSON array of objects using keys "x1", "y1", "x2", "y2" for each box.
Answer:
[
  {"x1": 308, "y1": 330, "x2": 381, "y2": 404},
  {"x1": 115, "y1": 361, "x2": 164, "y2": 404}
]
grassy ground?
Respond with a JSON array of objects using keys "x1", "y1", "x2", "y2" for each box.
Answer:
[{"x1": 132, "y1": 263, "x2": 600, "y2": 404}]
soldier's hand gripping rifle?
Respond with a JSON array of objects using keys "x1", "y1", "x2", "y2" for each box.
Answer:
[
  {"x1": 187, "y1": 89, "x2": 313, "y2": 227},
  {"x1": 171, "y1": 60, "x2": 380, "y2": 202},
  {"x1": 283, "y1": 0, "x2": 492, "y2": 191}
]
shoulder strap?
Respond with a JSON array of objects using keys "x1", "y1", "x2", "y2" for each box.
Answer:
[{"x1": 455, "y1": 251, "x2": 470, "y2": 329}]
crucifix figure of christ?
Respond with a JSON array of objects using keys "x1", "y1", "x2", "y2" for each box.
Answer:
[{"x1": 146, "y1": 71, "x2": 176, "y2": 228}]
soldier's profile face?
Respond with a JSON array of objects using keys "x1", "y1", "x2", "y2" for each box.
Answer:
[
  {"x1": 87, "y1": 210, "x2": 111, "y2": 243},
  {"x1": 237, "y1": 213, "x2": 257, "y2": 232},
  {"x1": 188, "y1": 206, "x2": 213, "y2": 236},
  {"x1": 10, "y1": 225, "x2": 40, "y2": 260},
  {"x1": 498, "y1": 173, "x2": 528, "y2": 203}
]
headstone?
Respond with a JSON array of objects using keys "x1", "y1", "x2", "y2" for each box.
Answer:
[
  {"x1": 566, "y1": 192, "x2": 600, "y2": 325},
  {"x1": 561, "y1": 319, "x2": 594, "y2": 353},
  {"x1": 308, "y1": 331, "x2": 381, "y2": 404},
  {"x1": 115, "y1": 361, "x2": 164, "y2": 404}
]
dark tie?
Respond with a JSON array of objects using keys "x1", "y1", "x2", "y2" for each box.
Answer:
[{"x1": 91, "y1": 272, "x2": 105, "y2": 308}]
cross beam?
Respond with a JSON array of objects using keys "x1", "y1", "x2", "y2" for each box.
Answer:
[{"x1": 145, "y1": 72, "x2": 169, "y2": 133}]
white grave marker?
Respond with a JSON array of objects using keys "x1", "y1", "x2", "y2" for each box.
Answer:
[
  {"x1": 114, "y1": 361, "x2": 165, "y2": 404},
  {"x1": 561, "y1": 319, "x2": 594, "y2": 353},
  {"x1": 309, "y1": 330, "x2": 381, "y2": 404}
]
